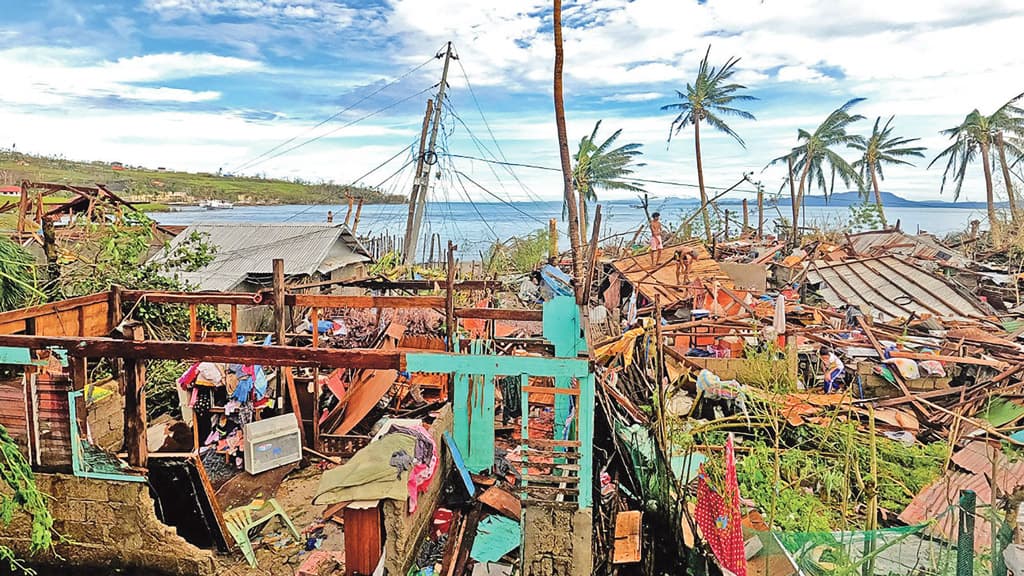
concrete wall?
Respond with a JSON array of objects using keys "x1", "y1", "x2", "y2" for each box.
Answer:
[
  {"x1": 382, "y1": 405, "x2": 453, "y2": 575},
  {"x1": 0, "y1": 473, "x2": 216, "y2": 576}
]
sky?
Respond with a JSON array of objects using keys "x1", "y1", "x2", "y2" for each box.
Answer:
[{"x1": 1, "y1": 0, "x2": 1022, "y2": 205}]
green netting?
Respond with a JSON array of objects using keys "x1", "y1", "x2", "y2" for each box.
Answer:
[
  {"x1": 746, "y1": 506, "x2": 965, "y2": 576},
  {"x1": 747, "y1": 523, "x2": 958, "y2": 576}
]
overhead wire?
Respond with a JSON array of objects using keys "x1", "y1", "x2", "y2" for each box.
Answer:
[
  {"x1": 235, "y1": 85, "x2": 435, "y2": 174},
  {"x1": 443, "y1": 153, "x2": 763, "y2": 194},
  {"x1": 229, "y1": 53, "x2": 439, "y2": 174}
]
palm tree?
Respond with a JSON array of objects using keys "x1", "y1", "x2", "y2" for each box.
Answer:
[
  {"x1": 552, "y1": 0, "x2": 584, "y2": 295},
  {"x1": 929, "y1": 94, "x2": 1024, "y2": 239},
  {"x1": 662, "y1": 46, "x2": 757, "y2": 244},
  {"x1": 850, "y1": 116, "x2": 926, "y2": 226},
  {"x1": 572, "y1": 120, "x2": 645, "y2": 239},
  {"x1": 770, "y1": 98, "x2": 866, "y2": 242}
]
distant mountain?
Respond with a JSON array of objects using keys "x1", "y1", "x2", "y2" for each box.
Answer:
[{"x1": 765, "y1": 191, "x2": 1002, "y2": 209}]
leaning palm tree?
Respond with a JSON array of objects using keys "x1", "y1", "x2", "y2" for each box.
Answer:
[
  {"x1": 929, "y1": 94, "x2": 1024, "y2": 239},
  {"x1": 571, "y1": 120, "x2": 645, "y2": 239},
  {"x1": 770, "y1": 98, "x2": 866, "y2": 241},
  {"x1": 662, "y1": 46, "x2": 757, "y2": 244},
  {"x1": 850, "y1": 116, "x2": 926, "y2": 226}
]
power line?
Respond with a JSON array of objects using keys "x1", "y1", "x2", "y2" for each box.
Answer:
[
  {"x1": 444, "y1": 153, "x2": 762, "y2": 194},
  {"x1": 229, "y1": 54, "x2": 438, "y2": 174}
]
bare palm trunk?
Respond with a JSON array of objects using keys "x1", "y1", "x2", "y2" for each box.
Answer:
[
  {"x1": 578, "y1": 192, "x2": 588, "y2": 243},
  {"x1": 693, "y1": 116, "x2": 713, "y2": 244},
  {"x1": 869, "y1": 163, "x2": 888, "y2": 227},
  {"x1": 997, "y1": 131, "x2": 1019, "y2": 225},
  {"x1": 553, "y1": 0, "x2": 584, "y2": 302},
  {"x1": 980, "y1": 140, "x2": 999, "y2": 244},
  {"x1": 790, "y1": 155, "x2": 809, "y2": 245}
]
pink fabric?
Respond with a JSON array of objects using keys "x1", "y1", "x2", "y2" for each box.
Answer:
[
  {"x1": 650, "y1": 234, "x2": 664, "y2": 251},
  {"x1": 178, "y1": 362, "x2": 200, "y2": 390},
  {"x1": 695, "y1": 435, "x2": 747, "y2": 576},
  {"x1": 407, "y1": 429, "x2": 439, "y2": 513}
]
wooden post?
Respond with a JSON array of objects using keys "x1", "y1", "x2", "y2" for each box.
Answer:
[
  {"x1": 654, "y1": 295, "x2": 667, "y2": 452},
  {"x1": 230, "y1": 304, "x2": 238, "y2": 342},
  {"x1": 283, "y1": 367, "x2": 306, "y2": 450},
  {"x1": 273, "y1": 259, "x2": 286, "y2": 346},
  {"x1": 446, "y1": 242, "x2": 457, "y2": 353},
  {"x1": 742, "y1": 198, "x2": 749, "y2": 233},
  {"x1": 582, "y1": 205, "x2": 603, "y2": 306},
  {"x1": 344, "y1": 196, "x2": 354, "y2": 227},
  {"x1": 310, "y1": 307, "x2": 319, "y2": 348},
  {"x1": 188, "y1": 303, "x2": 198, "y2": 341},
  {"x1": 757, "y1": 183, "x2": 764, "y2": 239},
  {"x1": 16, "y1": 180, "x2": 28, "y2": 236},
  {"x1": 724, "y1": 209, "x2": 731, "y2": 241},
  {"x1": 122, "y1": 323, "x2": 148, "y2": 468},
  {"x1": 549, "y1": 218, "x2": 558, "y2": 263},
  {"x1": 352, "y1": 198, "x2": 364, "y2": 234},
  {"x1": 273, "y1": 258, "x2": 288, "y2": 414},
  {"x1": 109, "y1": 285, "x2": 123, "y2": 379}
]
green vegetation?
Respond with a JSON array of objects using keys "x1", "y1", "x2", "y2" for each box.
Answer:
[
  {"x1": 0, "y1": 150, "x2": 404, "y2": 206},
  {"x1": 571, "y1": 120, "x2": 645, "y2": 238},
  {"x1": 486, "y1": 227, "x2": 550, "y2": 274},
  {"x1": 930, "y1": 93, "x2": 1024, "y2": 240},
  {"x1": 0, "y1": 238, "x2": 43, "y2": 312},
  {"x1": 662, "y1": 45, "x2": 757, "y2": 244},
  {"x1": 0, "y1": 424, "x2": 54, "y2": 575},
  {"x1": 770, "y1": 98, "x2": 866, "y2": 242},
  {"x1": 850, "y1": 116, "x2": 926, "y2": 225}
]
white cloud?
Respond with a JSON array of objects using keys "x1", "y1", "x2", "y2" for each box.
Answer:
[
  {"x1": 602, "y1": 92, "x2": 665, "y2": 103},
  {"x1": 0, "y1": 48, "x2": 263, "y2": 105}
]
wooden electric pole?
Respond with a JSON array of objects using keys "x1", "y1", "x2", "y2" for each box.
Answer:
[{"x1": 404, "y1": 42, "x2": 456, "y2": 266}]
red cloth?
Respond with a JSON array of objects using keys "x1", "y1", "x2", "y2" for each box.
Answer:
[{"x1": 695, "y1": 435, "x2": 747, "y2": 576}]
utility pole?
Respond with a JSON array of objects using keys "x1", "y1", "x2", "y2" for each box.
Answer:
[{"x1": 404, "y1": 42, "x2": 456, "y2": 266}]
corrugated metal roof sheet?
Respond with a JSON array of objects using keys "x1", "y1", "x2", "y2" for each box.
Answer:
[
  {"x1": 847, "y1": 230, "x2": 968, "y2": 266},
  {"x1": 151, "y1": 222, "x2": 370, "y2": 291},
  {"x1": 806, "y1": 255, "x2": 990, "y2": 321},
  {"x1": 899, "y1": 443, "x2": 1024, "y2": 548},
  {"x1": 610, "y1": 240, "x2": 732, "y2": 304}
]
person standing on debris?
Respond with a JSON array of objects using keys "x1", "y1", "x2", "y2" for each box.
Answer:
[
  {"x1": 326, "y1": 210, "x2": 334, "y2": 223},
  {"x1": 819, "y1": 348, "x2": 845, "y2": 393},
  {"x1": 650, "y1": 212, "x2": 664, "y2": 263}
]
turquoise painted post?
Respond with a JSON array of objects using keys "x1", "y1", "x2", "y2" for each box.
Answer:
[
  {"x1": 544, "y1": 297, "x2": 584, "y2": 444},
  {"x1": 576, "y1": 371, "x2": 595, "y2": 509},
  {"x1": 452, "y1": 371, "x2": 470, "y2": 464}
]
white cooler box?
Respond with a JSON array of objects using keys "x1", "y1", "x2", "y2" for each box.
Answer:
[{"x1": 243, "y1": 414, "x2": 302, "y2": 474}]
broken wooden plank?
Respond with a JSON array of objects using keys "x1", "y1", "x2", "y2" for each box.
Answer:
[
  {"x1": 887, "y1": 350, "x2": 1008, "y2": 369},
  {"x1": 613, "y1": 510, "x2": 642, "y2": 564},
  {"x1": 477, "y1": 485, "x2": 521, "y2": 520}
]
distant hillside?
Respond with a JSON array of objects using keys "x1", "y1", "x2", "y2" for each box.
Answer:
[
  {"x1": 770, "y1": 191, "x2": 1001, "y2": 209},
  {"x1": 0, "y1": 151, "x2": 406, "y2": 206}
]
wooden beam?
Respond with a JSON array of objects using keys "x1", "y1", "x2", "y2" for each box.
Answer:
[
  {"x1": 289, "y1": 294, "x2": 445, "y2": 309},
  {"x1": 454, "y1": 308, "x2": 543, "y2": 322},
  {"x1": 0, "y1": 334, "x2": 405, "y2": 369},
  {"x1": 121, "y1": 290, "x2": 261, "y2": 306}
]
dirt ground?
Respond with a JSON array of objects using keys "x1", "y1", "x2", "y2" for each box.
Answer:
[{"x1": 216, "y1": 462, "x2": 346, "y2": 576}]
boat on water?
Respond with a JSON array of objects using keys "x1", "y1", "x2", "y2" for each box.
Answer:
[{"x1": 199, "y1": 199, "x2": 234, "y2": 210}]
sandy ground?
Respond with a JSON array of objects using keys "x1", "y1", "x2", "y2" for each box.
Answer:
[{"x1": 216, "y1": 463, "x2": 346, "y2": 576}]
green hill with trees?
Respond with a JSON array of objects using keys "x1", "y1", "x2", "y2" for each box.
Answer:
[{"x1": 0, "y1": 150, "x2": 405, "y2": 207}]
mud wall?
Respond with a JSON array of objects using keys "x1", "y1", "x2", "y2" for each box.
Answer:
[
  {"x1": 382, "y1": 405, "x2": 453, "y2": 575},
  {"x1": 522, "y1": 505, "x2": 593, "y2": 576},
  {"x1": 0, "y1": 473, "x2": 215, "y2": 576}
]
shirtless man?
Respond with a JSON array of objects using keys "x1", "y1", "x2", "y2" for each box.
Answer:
[
  {"x1": 650, "y1": 212, "x2": 664, "y2": 264},
  {"x1": 675, "y1": 245, "x2": 697, "y2": 283}
]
